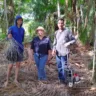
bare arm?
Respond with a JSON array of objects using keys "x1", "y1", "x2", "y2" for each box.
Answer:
[
  {"x1": 64, "y1": 30, "x2": 76, "y2": 47},
  {"x1": 48, "y1": 50, "x2": 52, "y2": 60},
  {"x1": 68, "y1": 30, "x2": 76, "y2": 44}
]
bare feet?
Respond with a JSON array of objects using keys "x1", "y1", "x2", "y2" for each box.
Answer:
[
  {"x1": 3, "y1": 81, "x2": 9, "y2": 87},
  {"x1": 14, "y1": 80, "x2": 20, "y2": 87}
]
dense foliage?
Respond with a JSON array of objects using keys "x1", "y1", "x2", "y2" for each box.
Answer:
[{"x1": 0, "y1": 0, "x2": 95, "y2": 44}]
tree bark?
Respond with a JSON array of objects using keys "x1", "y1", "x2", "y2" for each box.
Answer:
[
  {"x1": 0, "y1": 0, "x2": 14, "y2": 33},
  {"x1": 57, "y1": 0, "x2": 60, "y2": 18},
  {"x1": 4, "y1": 0, "x2": 8, "y2": 31},
  {"x1": 92, "y1": 0, "x2": 96, "y2": 83},
  {"x1": 7, "y1": 0, "x2": 14, "y2": 27},
  {"x1": 72, "y1": 0, "x2": 76, "y2": 34}
]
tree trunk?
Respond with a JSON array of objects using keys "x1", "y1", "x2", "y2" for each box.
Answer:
[
  {"x1": 72, "y1": 0, "x2": 76, "y2": 13},
  {"x1": 92, "y1": 0, "x2": 96, "y2": 83},
  {"x1": 72, "y1": 0, "x2": 76, "y2": 34},
  {"x1": 57, "y1": 0, "x2": 60, "y2": 18},
  {"x1": 7, "y1": 0, "x2": 14, "y2": 27},
  {"x1": 64, "y1": 0, "x2": 69, "y2": 26},
  {"x1": 1, "y1": 0, "x2": 14, "y2": 33},
  {"x1": 4, "y1": 0, "x2": 8, "y2": 31},
  {"x1": 0, "y1": 0, "x2": 7, "y2": 33}
]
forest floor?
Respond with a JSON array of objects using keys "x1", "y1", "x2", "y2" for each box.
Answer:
[{"x1": 0, "y1": 43, "x2": 96, "y2": 96}]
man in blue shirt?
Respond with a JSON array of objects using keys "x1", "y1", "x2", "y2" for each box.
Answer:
[{"x1": 4, "y1": 15, "x2": 25, "y2": 87}]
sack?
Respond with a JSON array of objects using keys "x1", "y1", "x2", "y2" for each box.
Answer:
[{"x1": 5, "y1": 39, "x2": 22, "y2": 62}]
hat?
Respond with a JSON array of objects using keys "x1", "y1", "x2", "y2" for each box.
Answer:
[{"x1": 36, "y1": 26, "x2": 46, "y2": 33}]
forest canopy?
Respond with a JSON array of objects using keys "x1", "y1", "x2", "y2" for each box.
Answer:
[{"x1": 0, "y1": 0, "x2": 95, "y2": 45}]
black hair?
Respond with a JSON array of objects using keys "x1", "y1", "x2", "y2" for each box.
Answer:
[{"x1": 57, "y1": 18, "x2": 64, "y2": 22}]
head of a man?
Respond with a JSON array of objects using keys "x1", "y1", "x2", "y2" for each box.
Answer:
[
  {"x1": 36, "y1": 26, "x2": 45, "y2": 37},
  {"x1": 17, "y1": 18, "x2": 23, "y2": 27},
  {"x1": 15, "y1": 15, "x2": 23, "y2": 27},
  {"x1": 57, "y1": 18, "x2": 64, "y2": 30}
]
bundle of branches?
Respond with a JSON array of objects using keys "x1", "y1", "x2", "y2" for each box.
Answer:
[{"x1": 5, "y1": 38, "x2": 23, "y2": 63}]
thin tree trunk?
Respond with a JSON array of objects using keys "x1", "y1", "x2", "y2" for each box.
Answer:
[
  {"x1": 7, "y1": 0, "x2": 14, "y2": 27},
  {"x1": 4, "y1": 0, "x2": 8, "y2": 31},
  {"x1": 89, "y1": 0, "x2": 96, "y2": 44},
  {"x1": 72, "y1": 0, "x2": 76, "y2": 13},
  {"x1": 65, "y1": 0, "x2": 68, "y2": 8},
  {"x1": 64, "y1": 0, "x2": 68, "y2": 24},
  {"x1": 0, "y1": 0, "x2": 8, "y2": 33},
  {"x1": 57, "y1": 0, "x2": 60, "y2": 18},
  {"x1": 84, "y1": 0, "x2": 91, "y2": 28},
  {"x1": 92, "y1": 0, "x2": 96, "y2": 83},
  {"x1": 0, "y1": 0, "x2": 14, "y2": 33},
  {"x1": 72, "y1": 0, "x2": 76, "y2": 34}
]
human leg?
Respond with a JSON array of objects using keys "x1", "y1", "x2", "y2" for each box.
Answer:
[
  {"x1": 39, "y1": 55, "x2": 48, "y2": 80},
  {"x1": 4, "y1": 64, "x2": 13, "y2": 87}
]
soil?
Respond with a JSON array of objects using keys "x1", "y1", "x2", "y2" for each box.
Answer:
[{"x1": 0, "y1": 43, "x2": 96, "y2": 96}]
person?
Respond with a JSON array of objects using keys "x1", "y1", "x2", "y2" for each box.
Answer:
[
  {"x1": 29, "y1": 26, "x2": 51, "y2": 81},
  {"x1": 52, "y1": 18, "x2": 76, "y2": 83},
  {"x1": 4, "y1": 15, "x2": 25, "y2": 87}
]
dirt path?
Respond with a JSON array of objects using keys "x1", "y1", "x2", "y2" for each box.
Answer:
[{"x1": 0, "y1": 44, "x2": 96, "y2": 96}]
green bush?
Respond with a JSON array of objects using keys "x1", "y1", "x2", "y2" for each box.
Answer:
[{"x1": 0, "y1": 33, "x2": 6, "y2": 41}]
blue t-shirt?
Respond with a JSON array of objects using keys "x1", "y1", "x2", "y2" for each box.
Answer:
[{"x1": 31, "y1": 36, "x2": 51, "y2": 55}]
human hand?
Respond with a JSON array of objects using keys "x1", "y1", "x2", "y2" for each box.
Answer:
[
  {"x1": 64, "y1": 42, "x2": 71, "y2": 47},
  {"x1": 8, "y1": 34, "x2": 12, "y2": 39},
  {"x1": 28, "y1": 57, "x2": 35, "y2": 64},
  {"x1": 52, "y1": 50, "x2": 56, "y2": 56}
]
